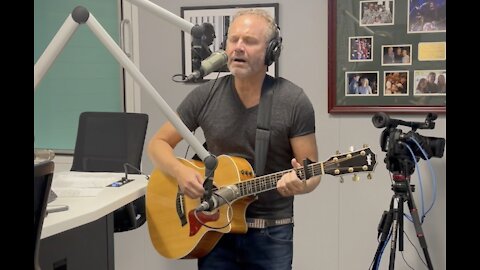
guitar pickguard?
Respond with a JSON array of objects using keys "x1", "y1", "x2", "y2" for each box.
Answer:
[{"x1": 188, "y1": 210, "x2": 220, "y2": 236}]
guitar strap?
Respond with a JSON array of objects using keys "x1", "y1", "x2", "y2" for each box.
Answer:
[{"x1": 254, "y1": 76, "x2": 276, "y2": 176}]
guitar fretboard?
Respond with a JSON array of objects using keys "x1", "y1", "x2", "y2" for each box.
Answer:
[
  {"x1": 226, "y1": 147, "x2": 375, "y2": 198},
  {"x1": 234, "y1": 163, "x2": 322, "y2": 197}
]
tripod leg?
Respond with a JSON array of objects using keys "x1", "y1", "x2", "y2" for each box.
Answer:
[
  {"x1": 398, "y1": 196, "x2": 405, "y2": 251},
  {"x1": 388, "y1": 196, "x2": 402, "y2": 270},
  {"x1": 371, "y1": 197, "x2": 394, "y2": 270},
  {"x1": 406, "y1": 187, "x2": 434, "y2": 270}
]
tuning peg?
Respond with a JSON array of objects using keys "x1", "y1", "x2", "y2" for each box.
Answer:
[
  {"x1": 352, "y1": 173, "x2": 360, "y2": 182},
  {"x1": 339, "y1": 176, "x2": 344, "y2": 183},
  {"x1": 363, "y1": 144, "x2": 368, "y2": 148},
  {"x1": 336, "y1": 150, "x2": 340, "y2": 154},
  {"x1": 367, "y1": 173, "x2": 373, "y2": 180},
  {"x1": 349, "y1": 146, "x2": 354, "y2": 152}
]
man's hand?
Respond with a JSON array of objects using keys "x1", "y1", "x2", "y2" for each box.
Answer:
[
  {"x1": 174, "y1": 166, "x2": 205, "y2": 199},
  {"x1": 277, "y1": 158, "x2": 306, "y2": 197}
]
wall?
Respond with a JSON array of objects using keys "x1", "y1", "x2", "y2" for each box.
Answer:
[
  {"x1": 34, "y1": 0, "x2": 124, "y2": 152},
  {"x1": 114, "y1": 0, "x2": 446, "y2": 269}
]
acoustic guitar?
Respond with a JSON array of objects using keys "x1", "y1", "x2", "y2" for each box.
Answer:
[{"x1": 146, "y1": 147, "x2": 376, "y2": 259}]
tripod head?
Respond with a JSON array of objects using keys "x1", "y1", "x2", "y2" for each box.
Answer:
[{"x1": 372, "y1": 112, "x2": 445, "y2": 176}]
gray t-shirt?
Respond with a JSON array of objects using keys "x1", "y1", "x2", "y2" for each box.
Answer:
[{"x1": 177, "y1": 75, "x2": 315, "y2": 219}]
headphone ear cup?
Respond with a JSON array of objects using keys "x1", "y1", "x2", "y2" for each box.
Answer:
[{"x1": 265, "y1": 37, "x2": 282, "y2": 66}]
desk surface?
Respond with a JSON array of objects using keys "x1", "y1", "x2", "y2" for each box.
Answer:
[{"x1": 41, "y1": 172, "x2": 148, "y2": 239}]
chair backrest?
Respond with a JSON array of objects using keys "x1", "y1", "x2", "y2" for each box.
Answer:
[
  {"x1": 34, "y1": 160, "x2": 54, "y2": 270},
  {"x1": 71, "y1": 111, "x2": 149, "y2": 232}
]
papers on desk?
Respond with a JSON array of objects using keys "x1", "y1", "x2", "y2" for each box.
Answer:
[{"x1": 52, "y1": 171, "x2": 125, "y2": 197}]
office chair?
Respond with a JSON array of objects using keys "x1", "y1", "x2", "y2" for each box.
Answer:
[
  {"x1": 71, "y1": 111, "x2": 149, "y2": 232},
  {"x1": 34, "y1": 160, "x2": 54, "y2": 270}
]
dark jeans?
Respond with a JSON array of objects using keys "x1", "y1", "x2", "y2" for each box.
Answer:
[{"x1": 198, "y1": 223, "x2": 294, "y2": 270}]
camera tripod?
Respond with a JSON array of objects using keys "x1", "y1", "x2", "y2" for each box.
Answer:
[{"x1": 371, "y1": 173, "x2": 434, "y2": 270}]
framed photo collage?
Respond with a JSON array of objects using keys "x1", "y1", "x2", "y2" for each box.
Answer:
[{"x1": 328, "y1": 0, "x2": 446, "y2": 113}]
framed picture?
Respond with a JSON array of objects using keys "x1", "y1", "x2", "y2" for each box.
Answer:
[
  {"x1": 359, "y1": 0, "x2": 394, "y2": 26},
  {"x1": 381, "y1": 44, "x2": 412, "y2": 66},
  {"x1": 383, "y1": 71, "x2": 409, "y2": 96},
  {"x1": 181, "y1": 3, "x2": 279, "y2": 80},
  {"x1": 413, "y1": 69, "x2": 446, "y2": 95},
  {"x1": 328, "y1": 0, "x2": 446, "y2": 113},
  {"x1": 407, "y1": 0, "x2": 446, "y2": 33},
  {"x1": 345, "y1": 71, "x2": 379, "y2": 96},
  {"x1": 349, "y1": 36, "x2": 373, "y2": 62}
]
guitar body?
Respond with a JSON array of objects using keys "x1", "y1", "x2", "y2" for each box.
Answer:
[
  {"x1": 146, "y1": 147, "x2": 377, "y2": 260},
  {"x1": 146, "y1": 155, "x2": 256, "y2": 259}
]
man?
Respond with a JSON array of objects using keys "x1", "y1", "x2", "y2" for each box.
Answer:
[
  {"x1": 349, "y1": 74, "x2": 360, "y2": 94},
  {"x1": 425, "y1": 71, "x2": 439, "y2": 93},
  {"x1": 383, "y1": 47, "x2": 395, "y2": 64},
  {"x1": 148, "y1": 8, "x2": 321, "y2": 270}
]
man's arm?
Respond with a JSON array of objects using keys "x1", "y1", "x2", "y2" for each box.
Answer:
[
  {"x1": 277, "y1": 133, "x2": 321, "y2": 196},
  {"x1": 147, "y1": 121, "x2": 205, "y2": 198}
]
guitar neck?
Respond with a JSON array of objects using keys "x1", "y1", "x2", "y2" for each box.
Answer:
[
  {"x1": 234, "y1": 163, "x2": 322, "y2": 198},
  {"x1": 231, "y1": 147, "x2": 376, "y2": 198}
]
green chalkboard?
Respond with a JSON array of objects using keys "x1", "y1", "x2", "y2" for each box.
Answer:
[{"x1": 34, "y1": 0, "x2": 123, "y2": 152}]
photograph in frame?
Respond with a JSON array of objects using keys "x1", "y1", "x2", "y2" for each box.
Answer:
[
  {"x1": 349, "y1": 36, "x2": 373, "y2": 62},
  {"x1": 359, "y1": 0, "x2": 394, "y2": 26},
  {"x1": 408, "y1": 0, "x2": 446, "y2": 33},
  {"x1": 381, "y1": 45, "x2": 412, "y2": 66},
  {"x1": 345, "y1": 71, "x2": 379, "y2": 96},
  {"x1": 181, "y1": 4, "x2": 278, "y2": 80},
  {"x1": 413, "y1": 70, "x2": 446, "y2": 95},
  {"x1": 384, "y1": 71, "x2": 409, "y2": 96}
]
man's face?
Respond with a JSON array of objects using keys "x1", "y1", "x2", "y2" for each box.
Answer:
[{"x1": 225, "y1": 14, "x2": 269, "y2": 78}]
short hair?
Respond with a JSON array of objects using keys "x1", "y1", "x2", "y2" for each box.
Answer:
[{"x1": 231, "y1": 9, "x2": 278, "y2": 42}]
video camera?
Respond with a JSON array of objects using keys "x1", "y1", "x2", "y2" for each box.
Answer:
[{"x1": 371, "y1": 112, "x2": 445, "y2": 175}]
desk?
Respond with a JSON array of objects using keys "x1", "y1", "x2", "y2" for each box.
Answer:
[{"x1": 39, "y1": 172, "x2": 148, "y2": 270}]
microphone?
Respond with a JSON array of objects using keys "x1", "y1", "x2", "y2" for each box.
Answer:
[
  {"x1": 195, "y1": 185, "x2": 240, "y2": 212},
  {"x1": 186, "y1": 50, "x2": 228, "y2": 81}
]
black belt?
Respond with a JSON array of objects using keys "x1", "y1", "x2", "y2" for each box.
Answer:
[{"x1": 246, "y1": 217, "x2": 294, "y2": 229}]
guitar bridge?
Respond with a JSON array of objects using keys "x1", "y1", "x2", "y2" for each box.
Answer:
[{"x1": 176, "y1": 189, "x2": 187, "y2": 226}]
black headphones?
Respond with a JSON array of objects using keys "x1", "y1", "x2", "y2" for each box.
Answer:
[{"x1": 264, "y1": 26, "x2": 282, "y2": 66}]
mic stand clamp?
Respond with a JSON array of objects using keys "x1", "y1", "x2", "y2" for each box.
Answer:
[{"x1": 200, "y1": 154, "x2": 218, "y2": 211}]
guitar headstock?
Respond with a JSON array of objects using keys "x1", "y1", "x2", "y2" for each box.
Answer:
[{"x1": 323, "y1": 146, "x2": 377, "y2": 180}]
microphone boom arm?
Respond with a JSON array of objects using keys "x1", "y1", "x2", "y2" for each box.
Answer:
[
  {"x1": 125, "y1": 0, "x2": 214, "y2": 73},
  {"x1": 125, "y1": 0, "x2": 194, "y2": 33},
  {"x1": 34, "y1": 5, "x2": 216, "y2": 168}
]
